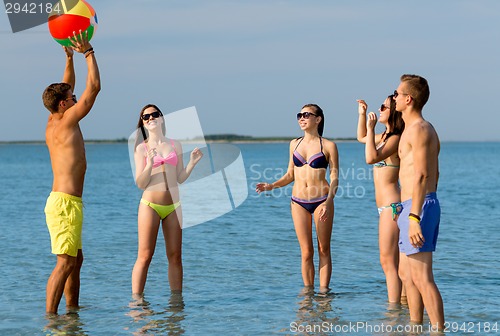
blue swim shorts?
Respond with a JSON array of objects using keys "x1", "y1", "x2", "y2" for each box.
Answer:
[{"x1": 397, "y1": 192, "x2": 440, "y2": 256}]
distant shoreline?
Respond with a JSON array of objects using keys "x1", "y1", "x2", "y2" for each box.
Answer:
[
  {"x1": 0, "y1": 137, "x2": 497, "y2": 145},
  {"x1": 0, "y1": 135, "x2": 358, "y2": 145}
]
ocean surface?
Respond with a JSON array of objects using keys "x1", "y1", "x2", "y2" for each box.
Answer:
[{"x1": 0, "y1": 141, "x2": 499, "y2": 335}]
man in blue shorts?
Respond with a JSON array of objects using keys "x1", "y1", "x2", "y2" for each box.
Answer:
[{"x1": 394, "y1": 74, "x2": 444, "y2": 330}]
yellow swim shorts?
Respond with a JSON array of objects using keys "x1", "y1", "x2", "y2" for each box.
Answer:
[{"x1": 44, "y1": 191, "x2": 83, "y2": 257}]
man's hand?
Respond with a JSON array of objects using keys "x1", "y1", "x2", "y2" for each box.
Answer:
[
  {"x1": 409, "y1": 220, "x2": 425, "y2": 248},
  {"x1": 63, "y1": 46, "x2": 74, "y2": 58},
  {"x1": 68, "y1": 30, "x2": 92, "y2": 54}
]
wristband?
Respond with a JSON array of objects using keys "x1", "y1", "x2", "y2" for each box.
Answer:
[
  {"x1": 84, "y1": 51, "x2": 95, "y2": 58},
  {"x1": 408, "y1": 212, "x2": 421, "y2": 223},
  {"x1": 409, "y1": 216, "x2": 420, "y2": 223},
  {"x1": 409, "y1": 212, "x2": 421, "y2": 221},
  {"x1": 83, "y1": 47, "x2": 94, "y2": 55}
]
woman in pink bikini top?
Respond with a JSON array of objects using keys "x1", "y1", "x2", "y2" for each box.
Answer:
[{"x1": 132, "y1": 104, "x2": 203, "y2": 298}]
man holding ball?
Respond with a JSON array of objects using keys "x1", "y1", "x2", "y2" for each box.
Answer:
[{"x1": 41, "y1": 31, "x2": 100, "y2": 314}]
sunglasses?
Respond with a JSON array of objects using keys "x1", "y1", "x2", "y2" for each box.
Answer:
[
  {"x1": 65, "y1": 95, "x2": 77, "y2": 103},
  {"x1": 380, "y1": 104, "x2": 390, "y2": 111},
  {"x1": 141, "y1": 111, "x2": 163, "y2": 121},
  {"x1": 393, "y1": 90, "x2": 409, "y2": 99},
  {"x1": 297, "y1": 112, "x2": 317, "y2": 120}
]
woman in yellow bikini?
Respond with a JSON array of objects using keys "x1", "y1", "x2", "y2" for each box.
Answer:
[
  {"x1": 132, "y1": 104, "x2": 203, "y2": 296},
  {"x1": 256, "y1": 104, "x2": 339, "y2": 294},
  {"x1": 357, "y1": 95, "x2": 405, "y2": 304}
]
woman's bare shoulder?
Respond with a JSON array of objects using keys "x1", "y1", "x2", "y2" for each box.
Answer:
[
  {"x1": 289, "y1": 137, "x2": 301, "y2": 148},
  {"x1": 322, "y1": 137, "x2": 338, "y2": 151},
  {"x1": 135, "y1": 142, "x2": 147, "y2": 155}
]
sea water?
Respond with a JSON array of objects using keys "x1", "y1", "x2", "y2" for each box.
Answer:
[{"x1": 0, "y1": 141, "x2": 498, "y2": 335}]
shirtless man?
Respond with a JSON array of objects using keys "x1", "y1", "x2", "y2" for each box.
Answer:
[
  {"x1": 42, "y1": 32, "x2": 100, "y2": 314},
  {"x1": 394, "y1": 74, "x2": 444, "y2": 330}
]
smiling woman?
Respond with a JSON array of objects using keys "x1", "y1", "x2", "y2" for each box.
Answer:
[
  {"x1": 356, "y1": 95, "x2": 405, "y2": 304},
  {"x1": 256, "y1": 103, "x2": 339, "y2": 294},
  {"x1": 131, "y1": 103, "x2": 203, "y2": 299}
]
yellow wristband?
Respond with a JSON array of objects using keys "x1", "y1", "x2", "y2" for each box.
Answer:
[{"x1": 409, "y1": 216, "x2": 420, "y2": 223}]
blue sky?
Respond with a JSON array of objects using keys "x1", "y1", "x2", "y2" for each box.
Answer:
[{"x1": 1, "y1": 0, "x2": 499, "y2": 141}]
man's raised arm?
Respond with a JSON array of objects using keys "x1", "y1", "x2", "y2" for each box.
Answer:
[
  {"x1": 62, "y1": 47, "x2": 75, "y2": 91},
  {"x1": 65, "y1": 31, "x2": 101, "y2": 124}
]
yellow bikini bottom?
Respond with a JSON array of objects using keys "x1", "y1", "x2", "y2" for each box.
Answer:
[{"x1": 140, "y1": 199, "x2": 180, "y2": 220}]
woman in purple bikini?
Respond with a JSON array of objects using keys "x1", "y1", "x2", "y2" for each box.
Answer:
[{"x1": 256, "y1": 104, "x2": 339, "y2": 293}]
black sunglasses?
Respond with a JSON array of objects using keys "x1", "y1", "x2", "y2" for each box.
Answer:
[
  {"x1": 297, "y1": 112, "x2": 317, "y2": 120},
  {"x1": 141, "y1": 111, "x2": 163, "y2": 121},
  {"x1": 65, "y1": 95, "x2": 77, "y2": 103},
  {"x1": 393, "y1": 90, "x2": 410, "y2": 99},
  {"x1": 380, "y1": 104, "x2": 390, "y2": 111}
]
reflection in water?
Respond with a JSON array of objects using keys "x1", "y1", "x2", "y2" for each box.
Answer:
[
  {"x1": 44, "y1": 309, "x2": 87, "y2": 336},
  {"x1": 128, "y1": 293, "x2": 186, "y2": 335},
  {"x1": 385, "y1": 301, "x2": 407, "y2": 322},
  {"x1": 379, "y1": 302, "x2": 428, "y2": 336},
  {"x1": 291, "y1": 287, "x2": 338, "y2": 334}
]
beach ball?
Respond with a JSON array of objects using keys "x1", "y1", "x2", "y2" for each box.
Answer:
[{"x1": 48, "y1": 0, "x2": 98, "y2": 47}]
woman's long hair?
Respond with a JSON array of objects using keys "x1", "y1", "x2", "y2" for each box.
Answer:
[
  {"x1": 384, "y1": 95, "x2": 404, "y2": 140},
  {"x1": 302, "y1": 103, "x2": 325, "y2": 136},
  {"x1": 135, "y1": 104, "x2": 165, "y2": 149}
]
